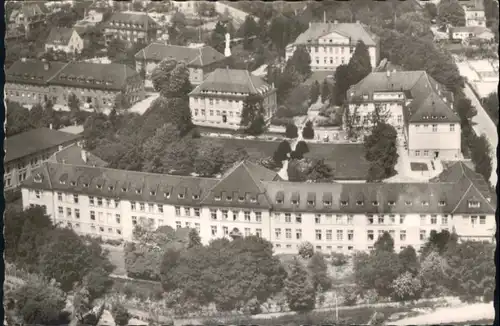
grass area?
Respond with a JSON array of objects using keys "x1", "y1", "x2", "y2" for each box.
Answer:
[
  {"x1": 208, "y1": 137, "x2": 280, "y2": 161},
  {"x1": 105, "y1": 245, "x2": 127, "y2": 276},
  {"x1": 112, "y1": 277, "x2": 163, "y2": 301},
  {"x1": 410, "y1": 162, "x2": 429, "y2": 171}
]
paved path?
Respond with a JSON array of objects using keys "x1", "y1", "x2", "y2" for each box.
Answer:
[
  {"x1": 464, "y1": 83, "x2": 498, "y2": 187},
  {"x1": 129, "y1": 93, "x2": 160, "y2": 115}
]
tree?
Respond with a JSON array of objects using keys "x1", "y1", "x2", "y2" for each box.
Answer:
[
  {"x1": 73, "y1": 287, "x2": 92, "y2": 322},
  {"x1": 398, "y1": 246, "x2": 419, "y2": 276},
  {"x1": 286, "y1": 45, "x2": 311, "y2": 79},
  {"x1": 193, "y1": 140, "x2": 225, "y2": 176},
  {"x1": 347, "y1": 40, "x2": 372, "y2": 86},
  {"x1": 424, "y1": 3, "x2": 438, "y2": 19},
  {"x1": 13, "y1": 275, "x2": 67, "y2": 325},
  {"x1": 239, "y1": 16, "x2": 259, "y2": 50},
  {"x1": 285, "y1": 122, "x2": 299, "y2": 138},
  {"x1": 391, "y1": 272, "x2": 423, "y2": 302},
  {"x1": 374, "y1": 231, "x2": 395, "y2": 253},
  {"x1": 188, "y1": 229, "x2": 202, "y2": 248},
  {"x1": 241, "y1": 94, "x2": 266, "y2": 135},
  {"x1": 273, "y1": 140, "x2": 292, "y2": 163},
  {"x1": 470, "y1": 134, "x2": 493, "y2": 183},
  {"x1": 309, "y1": 80, "x2": 320, "y2": 104},
  {"x1": 437, "y1": 0, "x2": 465, "y2": 26},
  {"x1": 83, "y1": 113, "x2": 114, "y2": 150},
  {"x1": 147, "y1": 96, "x2": 193, "y2": 136},
  {"x1": 111, "y1": 303, "x2": 131, "y2": 326},
  {"x1": 210, "y1": 21, "x2": 227, "y2": 53},
  {"x1": 420, "y1": 229, "x2": 458, "y2": 258},
  {"x1": 364, "y1": 122, "x2": 399, "y2": 181},
  {"x1": 320, "y1": 79, "x2": 331, "y2": 103},
  {"x1": 293, "y1": 140, "x2": 309, "y2": 159},
  {"x1": 298, "y1": 241, "x2": 314, "y2": 259},
  {"x1": 302, "y1": 120, "x2": 315, "y2": 139},
  {"x1": 160, "y1": 249, "x2": 182, "y2": 291},
  {"x1": 308, "y1": 253, "x2": 332, "y2": 291},
  {"x1": 284, "y1": 258, "x2": 316, "y2": 312},
  {"x1": 483, "y1": 92, "x2": 498, "y2": 125},
  {"x1": 332, "y1": 64, "x2": 350, "y2": 106},
  {"x1": 68, "y1": 92, "x2": 81, "y2": 112},
  {"x1": 419, "y1": 251, "x2": 452, "y2": 297},
  {"x1": 114, "y1": 93, "x2": 131, "y2": 112},
  {"x1": 306, "y1": 159, "x2": 335, "y2": 182},
  {"x1": 107, "y1": 38, "x2": 128, "y2": 62},
  {"x1": 455, "y1": 96, "x2": 477, "y2": 125}
]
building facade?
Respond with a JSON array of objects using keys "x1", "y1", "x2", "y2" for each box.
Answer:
[
  {"x1": 103, "y1": 12, "x2": 160, "y2": 45},
  {"x1": 134, "y1": 43, "x2": 227, "y2": 86},
  {"x1": 5, "y1": 59, "x2": 145, "y2": 109},
  {"x1": 45, "y1": 28, "x2": 85, "y2": 54},
  {"x1": 9, "y1": 3, "x2": 49, "y2": 33},
  {"x1": 346, "y1": 70, "x2": 461, "y2": 160},
  {"x1": 285, "y1": 21, "x2": 380, "y2": 71},
  {"x1": 21, "y1": 161, "x2": 496, "y2": 253},
  {"x1": 5, "y1": 128, "x2": 83, "y2": 190},
  {"x1": 463, "y1": 3, "x2": 486, "y2": 27},
  {"x1": 449, "y1": 26, "x2": 495, "y2": 42},
  {"x1": 188, "y1": 68, "x2": 277, "y2": 129}
]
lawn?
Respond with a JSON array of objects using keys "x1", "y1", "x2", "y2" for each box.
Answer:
[
  {"x1": 410, "y1": 162, "x2": 428, "y2": 171},
  {"x1": 208, "y1": 137, "x2": 280, "y2": 161},
  {"x1": 104, "y1": 244, "x2": 127, "y2": 276}
]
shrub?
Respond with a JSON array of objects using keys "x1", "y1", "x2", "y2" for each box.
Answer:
[
  {"x1": 302, "y1": 121, "x2": 315, "y2": 139},
  {"x1": 285, "y1": 123, "x2": 299, "y2": 139},
  {"x1": 331, "y1": 252, "x2": 349, "y2": 267},
  {"x1": 298, "y1": 241, "x2": 314, "y2": 259}
]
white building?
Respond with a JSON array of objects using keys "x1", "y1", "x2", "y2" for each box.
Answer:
[
  {"x1": 285, "y1": 21, "x2": 380, "y2": 71},
  {"x1": 21, "y1": 160, "x2": 496, "y2": 254},
  {"x1": 45, "y1": 27, "x2": 84, "y2": 54},
  {"x1": 188, "y1": 68, "x2": 277, "y2": 130},
  {"x1": 449, "y1": 26, "x2": 495, "y2": 42},
  {"x1": 346, "y1": 70, "x2": 461, "y2": 160},
  {"x1": 463, "y1": 0, "x2": 486, "y2": 27},
  {"x1": 170, "y1": 1, "x2": 198, "y2": 16}
]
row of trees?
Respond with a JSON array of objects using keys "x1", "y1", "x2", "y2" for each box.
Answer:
[
  {"x1": 4, "y1": 206, "x2": 114, "y2": 324},
  {"x1": 353, "y1": 230, "x2": 495, "y2": 303}
]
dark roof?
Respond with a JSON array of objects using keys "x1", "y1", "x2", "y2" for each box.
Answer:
[
  {"x1": 6, "y1": 60, "x2": 68, "y2": 86},
  {"x1": 46, "y1": 27, "x2": 78, "y2": 45},
  {"x1": 104, "y1": 12, "x2": 159, "y2": 31},
  {"x1": 135, "y1": 43, "x2": 226, "y2": 67},
  {"x1": 5, "y1": 128, "x2": 83, "y2": 163},
  {"x1": 190, "y1": 68, "x2": 273, "y2": 96},
  {"x1": 293, "y1": 22, "x2": 378, "y2": 47},
  {"x1": 48, "y1": 144, "x2": 109, "y2": 167},
  {"x1": 347, "y1": 71, "x2": 460, "y2": 123},
  {"x1": 450, "y1": 26, "x2": 491, "y2": 34},
  {"x1": 21, "y1": 159, "x2": 495, "y2": 215}
]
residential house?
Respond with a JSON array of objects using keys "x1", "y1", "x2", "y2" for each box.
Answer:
[
  {"x1": 188, "y1": 68, "x2": 277, "y2": 129},
  {"x1": 103, "y1": 12, "x2": 160, "y2": 45},
  {"x1": 45, "y1": 28, "x2": 85, "y2": 54},
  {"x1": 463, "y1": 0, "x2": 486, "y2": 27},
  {"x1": 9, "y1": 3, "x2": 50, "y2": 33},
  {"x1": 134, "y1": 43, "x2": 227, "y2": 86},
  {"x1": 21, "y1": 160, "x2": 496, "y2": 253},
  {"x1": 4, "y1": 127, "x2": 83, "y2": 189},
  {"x1": 449, "y1": 26, "x2": 495, "y2": 42},
  {"x1": 5, "y1": 59, "x2": 145, "y2": 109},
  {"x1": 285, "y1": 21, "x2": 380, "y2": 71},
  {"x1": 346, "y1": 70, "x2": 461, "y2": 160},
  {"x1": 171, "y1": 1, "x2": 198, "y2": 16}
]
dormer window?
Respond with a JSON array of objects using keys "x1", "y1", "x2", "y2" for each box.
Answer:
[
  {"x1": 438, "y1": 201, "x2": 446, "y2": 206},
  {"x1": 238, "y1": 196, "x2": 245, "y2": 202},
  {"x1": 323, "y1": 200, "x2": 331, "y2": 206},
  {"x1": 34, "y1": 174, "x2": 43, "y2": 183},
  {"x1": 150, "y1": 191, "x2": 156, "y2": 196},
  {"x1": 164, "y1": 192, "x2": 170, "y2": 198},
  {"x1": 96, "y1": 184, "x2": 102, "y2": 189},
  {"x1": 121, "y1": 187, "x2": 127, "y2": 192},
  {"x1": 214, "y1": 196, "x2": 221, "y2": 201},
  {"x1": 136, "y1": 189, "x2": 142, "y2": 194},
  {"x1": 276, "y1": 199, "x2": 283, "y2": 204},
  {"x1": 60, "y1": 179, "x2": 66, "y2": 185},
  {"x1": 71, "y1": 181, "x2": 76, "y2": 186},
  {"x1": 291, "y1": 199, "x2": 299, "y2": 205},
  {"x1": 250, "y1": 198, "x2": 257, "y2": 203},
  {"x1": 193, "y1": 194, "x2": 200, "y2": 200},
  {"x1": 372, "y1": 201, "x2": 379, "y2": 206},
  {"x1": 356, "y1": 201, "x2": 364, "y2": 206},
  {"x1": 226, "y1": 196, "x2": 232, "y2": 201},
  {"x1": 405, "y1": 201, "x2": 412, "y2": 206},
  {"x1": 388, "y1": 201, "x2": 396, "y2": 206},
  {"x1": 421, "y1": 201, "x2": 429, "y2": 206},
  {"x1": 340, "y1": 201, "x2": 348, "y2": 206},
  {"x1": 307, "y1": 200, "x2": 315, "y2": 206},
  {"x1": 83, "y1": 183, "x2": 89, "y2": 188},
  {"x1": 178, "y1": 193, "x2": 185, "y2": 199},
  {"x1": 468, "y1": 200, "x2": 480, "y2": 208}
]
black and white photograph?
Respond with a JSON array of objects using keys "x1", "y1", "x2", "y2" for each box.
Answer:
[{"x1": 3, "y1": 0, "x2": 498, "y2": 325}]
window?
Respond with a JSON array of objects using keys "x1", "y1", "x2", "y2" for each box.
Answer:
[
  {"x1": 106, "y1": 199, "x2": 112, "y2": 207},
  {"x1": 132, "y1": 216, "x2": 137, "y2": 225},
  {"x1": 295, "y1": 214, "x2": 302, "y2": 223},
  {"x1": 420, "y1": 230, "x2": 426, "y2": 240},
  {"x1": 423, "y1": 150, "x2": 429, "y2": 157},
  {"x1": 431, "y1": 215, "x2": 437, "y2": 224},
  {"x1": 57, "y1": 192, "x2": 63, "y2": 201},
  {"x1": 432, "y1": 124, "x2": 437, "y2": 132},
  {"x1": 211, "y1": 209, "x2": 217, "y2": 220},
  {"x1": 89, "y1": 196, "x2": 95, "y2": 206},
  {"x1": 130, "y1": 201, "x2": 136, "y2": 210},
  {"x1": 442, "y1": 215, "x2": 448, "y2": 225},
  {"x1": 285, "y1": 228, "x2": 292, "y2": 239},
  {"x1": 98, "y1": 212, "x2": 104, "y2": 223},
  {"x1": 255, "y1": 212, "x2": 262, "y2": 222},
  {"x1": 471, "y1": 215, "x2": 478, "y2": 225},
  {"x1": 415, "y1": 150, "x2": 420, "y2": 156},
  {"x1": 256, "y1": 229, "x2": 262, "y2": 237},
  {"x1": 275, "y1": 228, "x2": 281, "y2": 239},
  {"x1": 367, "y1": 230, "x2": 374, "y2": 241},
  {"x1": 400, "y1": 230, "x2": 407, "y2": 241},
  {"x1": 315, "y1": 229, "x2": 322, "y2": 240},
  {"x1": 378, "y1": 215, "x2": 384, "y2": 224},
  {"x1": 372, "y1": 201, "x2": 379, "y2": 206},
  {"x1": 420, "y1": 215, "x2": 426, "y2": 224},
  {"x1": 244, "y1": 211, "x2": 251, "y2": 221},
  {"x1": 223, "y1": 226, "x2": 229, "y2": 236},
  {"x1": 148, "y1": 203, "x2": 154, "y2": 212},
  {"x1": 389, "y1": 215, "x2": 396, "y2": 224},
  {"x1": 450, "y1": 124, "x2": 455, "y2": 131},
  {"x1": 194, "y1": 208, "x2": 200, "y2": 217},
  {"x1": 285, "y1": 213, "x2": 291, "y2": 223},
  {"x1": 388, "y1": 201, "x2": 396, "y2": 206},
  {"x1": 347, "y1": 230, "x2": 354, "y2": 241},
  {"x1": 400, "y1": 215, "x2": 406, "y2": 224},
  {"x1": 176, "y1": 206, "x2": 182, "y2": 216},
  {"x1": 158, "y1": 205, "x2": 164, "y2": 213},
  {"x1": 367, "y1": 215, "x2": 374, "y2": 224},
  {"x1": 405, "y1": 201, "x2": 412, "y2": 206},
  {"x1": 222, "y1": 210, "x2": 228, "y2": 220},
  {"x1": 139, "y1": 203, "x2": 145, "y2": 211},
  {"x1": 58, "y1": 206, "x2": 64, "y2": 216},
  {"x1": 356, "y1": 200, "x2": 364, "y2": 206},
  {"x1": 116, "y1": 214, "x2": 121, "y2": 224},
  {"x1": 66, "y1": 208, "x2": 72, "y2": 218},
  {"x1": 336, "y1": 215, "x2": 343, "y2": 224},
  {"x1": 468, "y1": 201, "x2": 480, "y2": 208},
  {"x1": 479, "y1": 215, "x2": 486, "y2": 224},
  {"x1": 90, "y1": 211, "x2": 96, "y2": 220},
  {"x1": 340, "y1": 200, "x2": 348, "y2": 206},
  {"x1": 75, "y1": 209, "x2": 80, "y2": 219},
  {"x1": 176, "y1": 221, "x2": 182, "y2": 229},
  {"x1": 323, "y1": 200, "x2": 331, "y2": 206},
  {"x1": 347, "y1": 215, "x2": 353, "y2": 224},
  {"x1": 315, "y1": 214, "x2": 321, "y2": 224},
  {"x1": 389, "y1": 230, "x2": 395, "y2": 239},
  {"x1": 296, "y1": 229, "x2": 302, "y2": 240},
  {"x1": 326, "y1": 229, "x2": 333, "y2": 240},
  {"x1": 336, "y1": 230, "x2": 343, "y2": 241},
  {"x1": 195, "y1": 223, "x2": 200, "y2": 233},
  {"x1": 184, "y1": 207, "x2": 190, "y2": 216},
  {"x1": 422, "y1": 200, "x2": 429, "y2": 206}
]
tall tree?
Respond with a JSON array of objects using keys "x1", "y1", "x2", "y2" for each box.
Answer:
[
  {"x1": 284, "y1": 258, "x2": 316, "y2": 312},
  {"x1": 364, "y1": 122, "x2": 399, "y2": 181},
  {"x1": 470, "y1": 134, "x2": 493, "y2": 183},
  {"x1": 398, "y1": 246, "x2": 420, "y2": 276},
  {"x1": 483, "y1": 92, "x2": 498, "y2": 125},
  {"x1": 286, "y1": 45, "x2": 311, "y2": 79},
  {"x1": 307, "y1": 253, "x2": 332, "y2": 291},
  {"x1": 240, "y1": 94, "x2": 266, "y2": 135},
  {"x1": 273, "y1": 140, "x2": 292, "y2": 163},
  {"x1": 239, "y1": 16, "x2": 259, "y2": 50},
  {"x1": 210, "y1": 21, "x2": 227, "y2": 53},
  {"x1": 374, "y1": 231, "x2": 395, "y2": 253},
  {"x1": 437, "y1": 0, "x2": 466, "y2": 26},
  {"x1": 193, "y1": 140, "x2": 225, "y2": 176},
  {"x1": 347, "y1": 40, "x2": 372, "y2": 86},
  {"x1": 111, "y1": 303, "x2": 131, "y2": 326},
  {"x1": 302, "y1": 120, "x2": 315, "y2": 139},
  {"x1": 187, "y1": 229, "x2": 202, "y2": 248},
  {"x1": 332, "y1": 64, "x2": 350, "y2": 106},
  {"x1": 285, "y1": 122, "x2": 299, "y2": 138},
  {"x1": 309, "y1": 80, "x2": 320, "y2": 104},
  {"x1": 320, "y1": 79, "x2": 331, "y2": 103}
]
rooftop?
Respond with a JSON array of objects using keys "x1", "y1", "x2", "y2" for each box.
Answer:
[
  {"x1": 5, "y1": 128, "x2": 83, "y2": 163},
  {"x1": 48, "y1": 144, "x2": 109, "y2": 168},
  {"x1": 134, "y1": 43, "x2": 226, "y2": 67},
  {"x1": 46, "y1": 27, "x2": 78, "y2": 45},
  {"x1": 293, "y1": 21, "x2": 378, "y2": 47},
  {"x1": 22, "y1": 160, "x2": 495, "y2": 215},
  {"x1": 104, "y1": 12, "x2": 159, "y2": 30},
  {"x1": 450, "y1": 26, "x2": 492, "y2": 34}
]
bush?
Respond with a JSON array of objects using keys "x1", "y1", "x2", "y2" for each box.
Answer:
[
  {"x1": 271, "y1": 116, "x2": 294, "y2": 126},
  {"x1": 298, "y1": 241, "x2": 314, "y2": 259},
  {"x1": 285, "y1": 123, "x2": 299, "y2": 138},
  {"x1": 331, "y1": 252, "x2": 349, "y2": 266},
  {"x1": 302, "y1": 121, "x2": 315, "y2": 139}
]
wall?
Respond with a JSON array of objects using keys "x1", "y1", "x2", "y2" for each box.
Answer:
[
  {"x1": 5, "y1": 83, "x2": 52, "y2": 106},
  {"x1": 408, "y1": 123, "x2": 461, "y2": 159}
]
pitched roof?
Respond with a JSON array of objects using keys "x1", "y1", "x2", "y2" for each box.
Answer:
[
  {"x1": 134, "y1": 43, "x2": 226, "y2": 67},
  {"x1": 189, "y1": 68, "x2": 273, "y2": 95},
  {"x1": 5, "y1": 128, "x2": 83, "y2": 163},
  {"x1": 293, "y1": 22, "x2": 378, "y2": 47},
  {"x1": 6, "y1": 60, "x2": 68, "y2": 86},
  {"x1": 20, "y1": 3, "x2": 49, "y2": 18},
  {"x1": 48, "y1": 144, "x2": 109, "y2": 168},
  {"x1": 450, "y1": 26, "x2": 492, "y2": 35},
  {"x1": 46, "y1": 27, "x2": 77, "y2": 45},
  {"x1": 104, "y1": 12, "x2": 159, "y2": 30},
  {"x1": 347, "y1": 71, "x2": 460, "y2": 123}
]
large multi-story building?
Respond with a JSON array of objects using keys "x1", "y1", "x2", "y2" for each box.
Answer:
[
  {"x1": 134, "y1": 43, "x2": 227, "y2": 86},
  {"x1": 346, "y1": 70, "x2": 461, "y2": 160},
  {"x1": 188, "y1": 68, "x2": 277, "y2": 129},
  {"x1": 9, "y1": 3, "x2": 50, "y2": 34},
  {"x1": 5, "y1": 128, "x2": 83, "y2": 190},
  {"x1": 45, "y1": 27, "x2": 85, "y2": 54},
  {"x1": 463, "y1": 0, "x2": 486, "y2": 27},
  {"x1": 5, "y1": 59, "x2": 144, "y2": 109},
  {"x1": 21, "y1": 160, "x2": 495, "y2": 253},
  {"x1": 103, "y1": 12, "x2": 160, "y2": 45},
  {"x1": 285, "y1": 21, "x2": 380, "y2": 71}
]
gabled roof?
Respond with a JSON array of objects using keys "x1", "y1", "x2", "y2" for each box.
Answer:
[
  {"x1": 189, "y1": 68, "x2": 273, "y2": 96},
  {"x1": 347, "y1": 70, "x2": 460, "y2": 123},
  {"x1": 104, "y1": 12, "x2": 159, "y2": 30},
  {"x1": 48, "y1": 144, "x2": 109, "y2": 168},
  {"x1": 5, "y1": 128, "x2": 83, "y2": 163},
  {"x1": 6, "y1": 60, "x2": 68, "y2": 86},
  {"x1": 46, "y1": 27, "x2": 78, "y2": 45},
  {"x1": 293, "y1": 22, "x2": 378, "y2": 47},
  {"x1": 134, "y1": 43, "x2": 226, "y2": 67}
]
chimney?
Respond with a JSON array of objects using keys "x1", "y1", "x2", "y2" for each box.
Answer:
[{"x1": 81, "y1": 149, "x2": 88, "y2": 163}]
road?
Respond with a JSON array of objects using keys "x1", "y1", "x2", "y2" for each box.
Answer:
[{"x1": 464, "y1": 83, "x2": 498, "y2": 187}]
